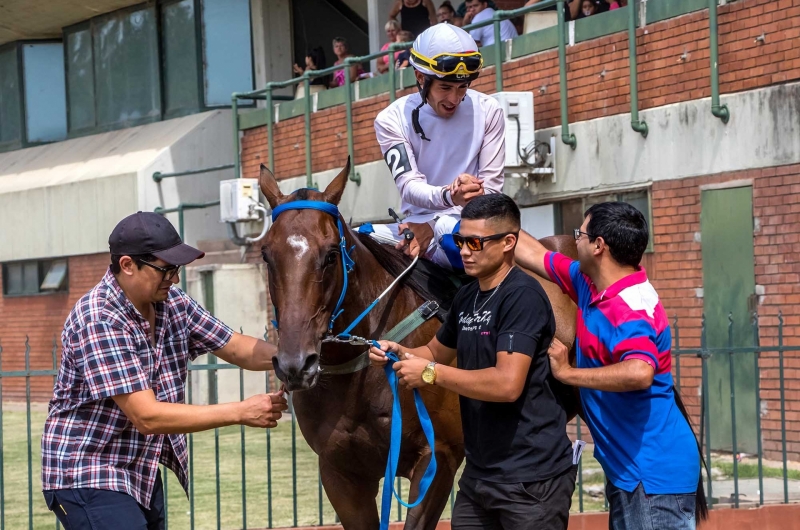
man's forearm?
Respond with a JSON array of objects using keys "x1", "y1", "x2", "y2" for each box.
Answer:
[
  {"x1": 395, "y1": 345, "x2": 436, "y2": 362},
  {"x1": 513, "y1": 231, "x2": 550, "y2": 278},
  {"x1": 218, "y1": 334, "x2": 276, "y2": 371},
  {"x1": 247, "y1": 338, "x2": 276, "y2": 371},
  {"x1": 138, "y1": 401, "x2": 242, "y2": 435},
  {"x1": 558, "y1": 361, "x2": 654, "y2": 392},
  {"x1": 435, "y1": 365, "x2": 520, "y2": 402}
]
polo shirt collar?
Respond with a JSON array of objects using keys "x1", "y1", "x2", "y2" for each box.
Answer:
[{"x1": 589, "y1": 267, "x2": 648, "y2": 305}]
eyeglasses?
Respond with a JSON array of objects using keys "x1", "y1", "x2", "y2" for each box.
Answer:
[
  {"x1": 452, "y1": 232, "x2": 518, "y2": 251},
  {"x1": 137, "y1": 259, "x2": 181, "y2": 282},
  {"x1": 410, "y1": 49, "x2": 483, "y2": 77},
  {"x1": 573, "y1": 229, "x2": 596, "y2": 241}
]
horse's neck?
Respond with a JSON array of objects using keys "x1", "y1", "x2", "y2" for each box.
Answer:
[{"x1": 338, "y1": 230, "x2": 414, "y2": 333}]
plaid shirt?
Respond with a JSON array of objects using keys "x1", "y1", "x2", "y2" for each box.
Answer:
[{"x1": 41, "y1": 269, "x2": 233, "y2": 508}]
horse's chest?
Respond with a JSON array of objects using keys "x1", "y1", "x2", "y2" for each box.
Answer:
[{"x1": 292, "y1": 380, "x2": 393, "y2": 466}]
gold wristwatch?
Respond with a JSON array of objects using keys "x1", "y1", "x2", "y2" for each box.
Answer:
[{"x1": 421, "y1": 361, "x2": 438, "y2": 385}]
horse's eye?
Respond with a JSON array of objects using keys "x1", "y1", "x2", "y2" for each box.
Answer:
[{"x1": 325, "y1": 251, "x2": 338, "y2": 266}]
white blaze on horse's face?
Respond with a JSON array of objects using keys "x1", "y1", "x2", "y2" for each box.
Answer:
[{"x1": 287, "y1": 235, "x2": 310, "y2": 261}]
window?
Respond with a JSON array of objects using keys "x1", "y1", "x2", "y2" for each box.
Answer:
[
  {"x1": 554, "y1": 189, "x2": 654, "y2": 252},
  {"x1": 3, "y1": 259, "x2": 68, "y2": 296},
  {"x1": 65, "y1": 24, "x2": 96, "y2": 134},
  {"x1": 0, "y1": 41, "x2": 67, "y2": 151},
  {"x1": 93, "y1": 5, "x2": 161, "y2": 130},
  {"x1": 22, "y1": 43, "x2": 67, "y2": 142},
  {"x1": 61, "y1": 0, "x2": 254, "y2": 137},
  {"x1": 0, "y1": 44, "x2": 23, "y2": 150},
  {"x1": 162, "y1": 0, "x2": 201, "y2": 117},
  {"x1": 202, "y1": 0, "x2": 253, "y2": 106}
]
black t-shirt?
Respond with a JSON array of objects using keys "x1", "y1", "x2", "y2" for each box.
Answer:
[{"x1": 436, "y1": 267, "x2": 573, "y2": 483}]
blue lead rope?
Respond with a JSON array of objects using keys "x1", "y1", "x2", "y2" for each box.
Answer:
[{"x1": 375, "y1": 341, "x2": 438, "y2": 529}]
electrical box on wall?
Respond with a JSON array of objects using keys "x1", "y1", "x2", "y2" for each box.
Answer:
[
  {"x1": 220, "y1": 178, "x2": 261, "y2": 223},
  {"x1": 492, "y1": 91, "x2": 534, "y2": 168}
]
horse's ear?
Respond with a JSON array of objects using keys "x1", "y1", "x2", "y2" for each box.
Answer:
[
  {"x1": 322, "y1": 156, "x2": 350, "y2": 205},
  {"x1": 259, "y1": 164, "x2": 284, "y2": 208}
]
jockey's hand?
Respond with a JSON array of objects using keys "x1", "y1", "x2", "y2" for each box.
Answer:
[
  {"x1": 450, "y1": 174, "x2": 484, "y2": 207},
  {"x1": 393, "y1": 353, "x2": 428, "y2": 389},
  {"x1": 547, "y1": 337, "x2": 573, "y2": 382},
  {"x1": 395, "y1": 222, "x2": 434, "y2": 258},
  {"x1": 369, "y1": 340, "x2": 401, "y2": 367}
]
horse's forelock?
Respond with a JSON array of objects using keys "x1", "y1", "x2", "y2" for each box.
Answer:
[{"x1": 289, "y1": 188, "x2": 327, "y2": 202}]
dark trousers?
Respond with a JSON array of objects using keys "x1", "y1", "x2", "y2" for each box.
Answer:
[
  {"x1": 451, "y1": 465, "x2": 577, "y2": 530},
  {"x1": 606, "y1": 481, "x2": 696, "y2": 530},
  {"x1": 43, "y1": 470, "x2": 165, "y2": 530}
]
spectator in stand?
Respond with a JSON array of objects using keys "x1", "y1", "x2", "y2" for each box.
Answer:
[
  {"x1": 394, "y1": 30, "x2": 415, "y2": 69},
  {"x1": 330, "y1": 37, "x2": 364, "y2": 88},
  {"x1": 575, "y1": 0, "x2": 610, "y2": 18},
  {"x1": 455, "y1": 0, "x2": 498, "y2": 18},
  {"x1": 463, "y1": 0, "x2": 518, "y2": 46},
  {"x1": 524, "y1": 0, "x2": 573, "y2": 21},
  {"x1": 437, "y1": 1, "x2": 464, "y2": 26},
  {"x1": 389, "y1": 0, "x2": 437, "y2": 38},
  {"x1": 292, "y1": 47, "x2": 329, "y2": 98},
  {"x1": 378, "y1": 20, "x2": 402, "y2": 74},
  {"x1": 526, "y1": 0, "x2": 609, "y2": 20}
]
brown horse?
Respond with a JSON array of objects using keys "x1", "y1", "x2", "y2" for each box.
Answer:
[{"x1": 259, "y1": 159, "x2": 578, "y2": 529}]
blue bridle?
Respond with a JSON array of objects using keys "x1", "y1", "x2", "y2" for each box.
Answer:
[{"x1": 270, "y1": 198, "x2": 437, "y2": 528}]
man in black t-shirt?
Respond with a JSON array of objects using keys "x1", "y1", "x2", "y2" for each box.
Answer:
[{"x1": 369, "y1": 194, "x2": 576, "y2": 530}]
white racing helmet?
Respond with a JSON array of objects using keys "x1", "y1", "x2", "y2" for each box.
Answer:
[{"x1": 407, "y1": 24, "x2": 483, "y2": 140}]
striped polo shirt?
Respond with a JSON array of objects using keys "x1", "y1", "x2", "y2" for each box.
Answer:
[{"x1": 545, "y1": 251, "x2": 699, "y2": 494}]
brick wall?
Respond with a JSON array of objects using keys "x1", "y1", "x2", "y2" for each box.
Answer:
[
  {"x1": 240, "y1": 0, "x2": 800, "y2": 181},
  {"x1": 0, "y1": 253, "x2": 109, "y2": 402},
  {"x1": 651, "y1": 163, "x2": 800, "y2": 460}
]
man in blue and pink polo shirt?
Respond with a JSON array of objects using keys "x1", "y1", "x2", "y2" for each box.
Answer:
[{"x1": 516, "y1": 201, "x2": 705, "y2": 530}]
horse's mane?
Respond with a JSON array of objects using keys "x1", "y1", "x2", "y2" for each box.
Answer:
[{"x1": 356, "y1": 233, "x2": 469, "y2": 318}]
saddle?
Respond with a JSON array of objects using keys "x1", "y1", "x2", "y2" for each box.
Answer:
[{"x1": 356, "y1": 232, "x2": 475, "y2": 320}]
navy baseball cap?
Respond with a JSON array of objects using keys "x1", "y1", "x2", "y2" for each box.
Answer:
[{"x1": 109, "y1": 211, "x2": 205, "y2": 266}]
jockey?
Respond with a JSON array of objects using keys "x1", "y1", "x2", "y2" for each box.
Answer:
[{"x1": 367, "y1": 23, "x2": 505, "y2": 271}]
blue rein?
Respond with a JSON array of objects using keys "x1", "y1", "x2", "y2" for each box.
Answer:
[{"x1": 271, "y1": 199, "x2": 437, "y2": 527}]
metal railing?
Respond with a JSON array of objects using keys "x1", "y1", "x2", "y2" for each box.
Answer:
[
  {"x1": 231, "y1": 0, "x2": 582, "y2": 187},
  {"x1": 231, "y1": 0, "x2": 732, "y2": 184},
  {"x1": 152, "y1": 164, "x2": 233, "y2": 289},
  {"x1": 2, "y1": 311, "x2": 800, "y2": 528},
  {"x1": 153, "y1": 201, "x2": 222, "y2": 290},
  {"x1": 153, "y1": 164, "x2": 235, "y2": 184}
]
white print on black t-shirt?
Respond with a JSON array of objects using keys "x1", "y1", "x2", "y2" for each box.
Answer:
[{"x1": 458, "y1": 310, "x2": 492, "y2": 332}]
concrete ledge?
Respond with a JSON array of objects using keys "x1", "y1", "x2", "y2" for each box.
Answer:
[{"x1": 268, "y1": 503, "x2": 800, "y2": 530}]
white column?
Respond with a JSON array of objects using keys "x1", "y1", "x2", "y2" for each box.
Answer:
[
  {"x1": 251, "y1": 0, "x2": 294, "y2": 103},
  {"x1": 367, "y1": 0, "x2": 393, "y2": 72}
]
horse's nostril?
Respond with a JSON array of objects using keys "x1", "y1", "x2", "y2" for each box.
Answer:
[
  {"x1": 272, "y1": 357, "x2": 281, "y2": 372},
  {"x1": 303, "y1": 353, "x2": 319, "y2": 374}
]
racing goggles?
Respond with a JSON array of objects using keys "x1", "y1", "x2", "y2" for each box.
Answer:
[{"x1": 410, "y1": 49, "x2": 483, "y2": 77}]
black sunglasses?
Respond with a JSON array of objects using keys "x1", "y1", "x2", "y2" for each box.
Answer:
[
  {"x1": 137, "y1": 259, "x2": 181, "y2": 282},
  {"x1": 452, "y1": 232, "x2": 518, "y2": 251},
  {"x1": 573, "y1": 228, "x2": 596, "y2": 241}
]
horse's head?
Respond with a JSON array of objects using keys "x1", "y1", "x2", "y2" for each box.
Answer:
[{"x1": 259, "y1": 158, "x2": 351, "y2": 391}]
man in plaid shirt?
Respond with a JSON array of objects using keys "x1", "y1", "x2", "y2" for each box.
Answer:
[{"x1": 41, "y1": 212, "x2": 287, "y2": 530}]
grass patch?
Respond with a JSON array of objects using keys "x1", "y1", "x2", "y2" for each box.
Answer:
[
  {"x1": 713, "y1": 460, "x2": 800, "y2": 481},
  {"x1": 2, "y1": 410, "x2": 606, "y2": 529}
]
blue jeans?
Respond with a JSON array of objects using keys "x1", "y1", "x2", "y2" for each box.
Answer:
[
  {"x1": 606, "y1": 481, "x2": 696, "y2": 530},
  {"x1": 43, "y1": 470, "x2": 165, "y2": 530}
]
